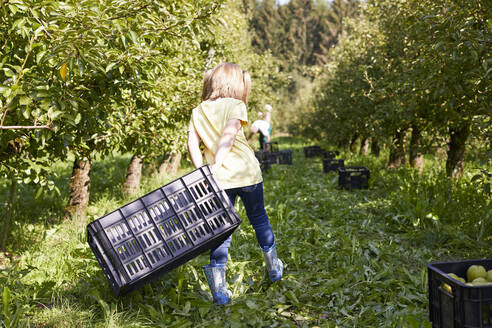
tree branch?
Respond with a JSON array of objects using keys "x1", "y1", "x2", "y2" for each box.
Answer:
[
  {"x1": 0, "y1": 125, "x2": 53, "y2": 131},
  {"x1": 29, "y1": 9, "x2": 53, "y2": 39}
]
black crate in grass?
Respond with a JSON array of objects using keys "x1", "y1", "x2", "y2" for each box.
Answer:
[
  {"x1": 255, "y1": 150, "x2": 278, "y2": 163},
  {"x1": 87, "y1": 165, "x2": 242, "y2": 296},
  {"x1": 263, "y1": 142, "x2": 279, "y2": 153},
  {"x1": 428, "y1": 259, "x2": 492, "y2": 328},
  {"x1": 255, "y1": 150, "x2": 277, "y2": 172},
  {"x1": 338, "y1": 166, "x2": 369, "y2": 190},
  {"x1": 277, "y1": 150, "x2": 292, "y2": 165},
  {"x1": 260, "y1": 161, "x2": 272, "y2": 173},
  {"x1": 323, "y1": 150, "x2": 340, "y2": 159},
  {"x1": 323, "y1": 158, "x2": 344, "y2": 173},
  {"x1": 304, "y1": 145, "x2": 324, "y2": 158}
]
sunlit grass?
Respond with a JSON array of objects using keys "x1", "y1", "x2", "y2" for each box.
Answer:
[{"x1": 0, "y1": 137, "x2": 491, "y2": 327}]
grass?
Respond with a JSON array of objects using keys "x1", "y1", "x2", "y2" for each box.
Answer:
[{"x1": 1, "y1": 137, "x2": 491, "y2": 327}]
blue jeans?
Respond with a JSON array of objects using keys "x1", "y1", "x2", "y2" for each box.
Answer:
[{"x1": 209, "y1": 182, "x2": 275, "y2": 265}]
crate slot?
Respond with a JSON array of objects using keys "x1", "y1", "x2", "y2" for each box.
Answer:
[
  {"x1": 127, "y1": 211, "x2": 152, "y2": 233},
  {"x1": 149, "y1": 200, "x2": 174, "y2": 222},
  {"x1": 190, "y1": 181, "x2": 212, "y2": 200},
  {"x1": 146, "y1": 246, "x2": 171, "y2": 267},
  {"x1": 168, "y1": 190, "x2": 193, "y2": 211},
  {"x1": 126, "y1": 256, "x2": 149, "y2": 277},
  {"x1": 158, "y1": 217, "x2": 183, "y2": 238},
  {"x1": 179, "y1": 207, "x2": 201, "y2": 228},
  {"x1": 187, "y1": 223, "x2": 211, "y2": 243},
  {"x1": 167, "y1": 234, "x2": 192, "y2": 253},
  {"x1": 207, "y1": 213, "x2": 231, "y2": 233},
  {"x1": 106, "y1": 222, "x2": 132, "y2": 244},
  {"x1": 115, "y1": 239, "x2": 141, "y2": 262},
  {"x1": 137, "y1": 228, "x2": 161, "y2": 250},
  {"x1": 199, "y1": 196, "x2": 222, "y2": 217}
]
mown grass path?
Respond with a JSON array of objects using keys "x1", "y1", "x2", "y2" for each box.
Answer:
[{"x1": 1, "y1": 137, "x2": 491, "y2": 327}]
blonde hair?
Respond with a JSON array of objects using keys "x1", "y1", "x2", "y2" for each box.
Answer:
[{"x1": 202, "y1": 63, "x2": 251, "y2": 104}]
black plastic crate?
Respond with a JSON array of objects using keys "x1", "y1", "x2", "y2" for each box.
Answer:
[
  {"x1": 323, "y1": 158, "x2": 344, "y2": 173},
  {"x1": 254, "y1": 151, "x2": 271, "y2": 172},
  {"x1": 304, "y1": 145, "x2": 324, "y2": 158},
  {"x1": 323, "y1": 150, "x2": 340, "y2": 159},
  {"x1": 277, "y1": 150, "x2": 292, "y2": 165},
  {"x1": 255, "y1": 150, "x2": 278, "y2": 164},
  {"x1": 428, "y1": 259, "x2": 492, "y2": 328},
  {"x1": 263, "y1": 142, "x2": 279, "y2": 153},
  {"x1": 338, "y1": 166, "x2": 369, "y2": 190},
  {"x1": 87, "y1": 165, "x2": 242, "y2": 296},
  {"x1": 260, "y1": 160, "x2": 272, "y2": 173}
]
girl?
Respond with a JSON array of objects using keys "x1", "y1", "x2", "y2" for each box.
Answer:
[{"x1": 187, "y1": 63, "x2": 283, "y2": 305}]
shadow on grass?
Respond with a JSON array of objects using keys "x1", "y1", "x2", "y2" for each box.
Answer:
[{"x1": 0, "y1": 153, "x2": 135, "y2": 253}]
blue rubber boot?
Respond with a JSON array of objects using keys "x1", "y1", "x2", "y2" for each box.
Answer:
[
  {"x1": 262, "y1": 244, "x2": 283, "y2": 282},
  {"x1": 203, "y1": 261, "x2": 232, "y2": 305}
]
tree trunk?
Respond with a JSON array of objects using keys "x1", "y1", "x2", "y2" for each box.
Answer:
[
  {"x1": 123, "y1": 154, "x2": 144, "y2": 195},
  {"x1": 359, "y1": 137, "x2": 369, "y2": 155},
  {"x1": 64, "y1": 158, "x2": 91, "y2": 220},
  {"x1": 158, "y1": 152, "x2": 182, "y2": 178},
  {"x1": 387, "y1": 129, "x2": 407, "y2": 168},
  {"x1": 144, "y1": 159, "x2": 157, "y2": 177},
  {"x1": 409, "y1": 124, "x2": 424, "y2": 173},
  {"x1": 157, "y1": 154, "x2": 171, "y2": 178},
  {"x1": 371, "y1": 138, "x2": 381, "y2": 157},
  {"x1": 337, "y1": 140, "x2": 349, "y2": 152},
  {"x1": 349, "y1": 134, "x2": 359, "y2": 153},
  {"x1": 1, "y1": 178, "x2": 16, "y2": 251},
  {"x1": 446, "y1": 124, "x2": 470, "y2": 179},
  {"x1": 166, "y1": 152, "x2": 182, "y2": 175}
]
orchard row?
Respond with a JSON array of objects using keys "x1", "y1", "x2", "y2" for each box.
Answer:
[{"x1": 293, "y1": 0, "x2": 491, "y2": 179}]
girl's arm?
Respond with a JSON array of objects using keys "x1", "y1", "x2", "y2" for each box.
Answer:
[
  {"x1": 187, "y1": 129, "x2": 203, "y2": 168},
  {"x1": 213, "y1": 118, "x2": 242, "y2": 171}
]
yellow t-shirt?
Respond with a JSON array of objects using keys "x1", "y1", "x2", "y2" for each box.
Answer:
[{"x1": 188, "y1": 98, "x2": 263, "y2": 189}]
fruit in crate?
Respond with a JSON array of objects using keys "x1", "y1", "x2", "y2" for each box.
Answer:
[
  {"x1": 486, "y1": 270, "x2": 492, "y2": 282},
  {"x1": 441, "y1": 282, "x2": 452, "y2": 294},
  {"x1": 447, "y1": 273, "x2": 466, "y2": 284},
  {"x1": 472, "y1": 277, "x2": 489, "y2": 286},
  {"x1": 467, "y1": 265, "x2": 487, "y2": 282}
]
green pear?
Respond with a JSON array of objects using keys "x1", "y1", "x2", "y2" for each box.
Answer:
[
  {"x1": 486, "y1": 270, "x2": 492, "y2": 282},
  {"x1": 467, "y1": 265, "x2": 486, "y2": 282}
]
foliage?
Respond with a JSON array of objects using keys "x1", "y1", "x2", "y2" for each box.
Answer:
[
  {"x1": 298, "y1": 0, "x2": 491, "y2": 176},
  {"x1": 0, "y1": 0, "x2": 228, "y2": 182},
  {"x1": 0, "y1": 137, "x2": 490, "y2": 327},
  {"x1": 247, "y1": 0, "x2": 360, "y2": 67}
]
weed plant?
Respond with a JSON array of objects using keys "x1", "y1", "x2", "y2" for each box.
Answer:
[{"x1": 0, "y1": 137, "x2": 491, "y2": 327}]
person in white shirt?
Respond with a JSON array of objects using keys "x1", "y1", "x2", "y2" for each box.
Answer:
[{"x1": 249, "y1": 104, "x2": 273, "y2": 150}]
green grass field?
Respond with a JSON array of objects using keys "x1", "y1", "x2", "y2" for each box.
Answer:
[{"x1": 1, "y1": 137, "x2": 491, "y2": 327}]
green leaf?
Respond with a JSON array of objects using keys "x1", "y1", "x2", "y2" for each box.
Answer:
[
  {"x1": 19, "y1": 96, "x2": 31, "y2": 106},
  {"x1": 35, "y1": 186, "x2": 43, "y2": 199},
  {"x1": 3, "y1": 287, "x2": 11, "y2": 317},
  {"x1": 105, "y1": 62, "x2": 117, "y2": 73}
]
